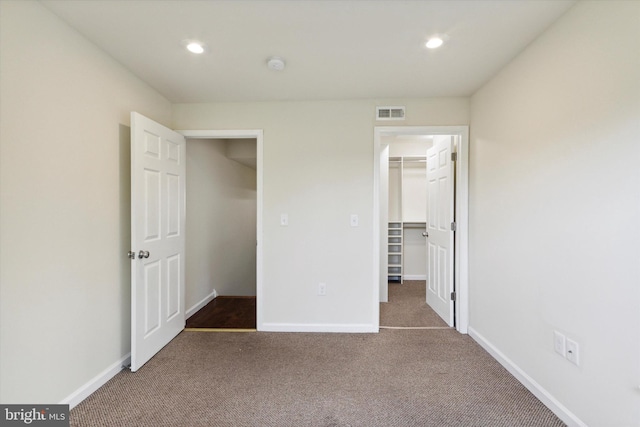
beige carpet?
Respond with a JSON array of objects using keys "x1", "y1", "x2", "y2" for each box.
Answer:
[
  {"x1": 380, "y1": 280, "x2": 448, "y2": 328},
  {"x1": 70, "y1": 284, "x2": 565, "y2": 426}
]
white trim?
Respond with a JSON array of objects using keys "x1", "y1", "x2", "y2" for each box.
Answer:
[
  {"x1": 454, "y1": 128, "x2": 469, "y2": 333},
  {"x1": 373, "y1": 126, "x2": 469, "y2": 334},
  {"x1": 261, "y1": 323, "x2": 377, "y2": 333},
  {"x1": 380, "y1": 326, "x2": 452, "y2": 330},
  {"x1": 402, "y1": 274, "x2": 427, "y2": 280},
  {"x1": 468, "y1": 327, "x2": 587, "y2": 427},
  {"x1": 186, "y1": 289, "x2": 217, "y2": 319},
  {"x1": 178, "y1": 129, "x2": 264, "y2": 331},
  {"x1": 179, "y1": 129, "x2": 262, "y2": 139},
  {"x1": 60, "y1": 353, "x2": 131, "y2": 409}
]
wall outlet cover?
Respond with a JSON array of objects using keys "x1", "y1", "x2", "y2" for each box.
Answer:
[
  {"x1": 318, "y1": 282, "x2": 326, "y2": 296},
  {"x1": 566, "y1": 338, "x2": 579, "y2": 366}
]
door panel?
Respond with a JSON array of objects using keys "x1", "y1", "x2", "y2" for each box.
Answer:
[
  {"x1": 143, "y1": 261, "x2": 161, "y2": 336},
  {"x1": 144, "y1": 169, "x2": 161, "y2": 240},
  {"x1": 131, "y1": 112, "x2": 186, "y2": 372},
  {"x1": 167, "y1": 174, "x2": 181, "y2": 237},
  {"x1": 426, "y1": 135, "x2": 454, "y2": 326},
  {"x1": 167, "y1": 254, "x2": 181, "y2": 320}
]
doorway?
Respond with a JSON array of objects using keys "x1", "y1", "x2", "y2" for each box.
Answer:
[
  {"x1": 180, "y1": 130, "x2": 264, "y2": 330},
  {"x1": 373, "y1": 126, "x2": 468, "y2": 333},
  {"x1": 184, "y1": 137, "x2": 258, "y2": 329},
  {"x1": 130, "y1": 115, "x2": 264, "y2": 371}
]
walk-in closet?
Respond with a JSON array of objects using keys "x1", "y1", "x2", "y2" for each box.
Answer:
[{"x1": 385, "y1": 136, "x2": 432, "y2": 283}]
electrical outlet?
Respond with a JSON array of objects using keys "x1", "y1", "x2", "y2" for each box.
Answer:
[
  {"x1": 280, "y1": 213, "x2": 288, "y2": 226},
  {"x1": 318, "y1": 282, "x2": 326, "y2": 296},
  {"x1": 553, "y1": 331, "x2": 566, "y2": 356},
  {"x1": 350, "y1": 214, "x2": 359, "y2": 227},
  {"x1": 566, "y1": 339, "x2": 579, "y2": 366}
]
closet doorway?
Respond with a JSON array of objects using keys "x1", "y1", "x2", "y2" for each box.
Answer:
[
  {"x1": 387, "y1": 143, "x2": 430, "y2": 285},
  {"x1": 373, "y1": 126, "x2": 468, "y2": 333},
  {"x1": 182, "y1": 130, "x2": 264, "y2": 330}
]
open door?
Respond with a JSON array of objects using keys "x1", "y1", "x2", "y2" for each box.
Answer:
[
  {"x1": 426, "y1": 135, "x2": 454, "y2": 326},
  {"x1": 130, "y1": 112, "x2": 186, "y2": 372}
]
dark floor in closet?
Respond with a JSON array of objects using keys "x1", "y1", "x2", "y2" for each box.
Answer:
[{"x1": 186, "y1": 296, "x2": 256, "y2": 329}]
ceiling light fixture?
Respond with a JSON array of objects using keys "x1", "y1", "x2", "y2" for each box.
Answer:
[
  {"x1": 425, "y1": 37, "x2": 444, "y2": 49},
  {"x1": 267, "y1": 57, "x2": 286, "y2": 71},
  {"x1": 186, "y1": 42, "x2": 205, "y2": 54}
]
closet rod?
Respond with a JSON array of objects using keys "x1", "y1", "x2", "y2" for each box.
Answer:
[{"x1": 388, "y1": 156, "x2": 427, "y2": 162}]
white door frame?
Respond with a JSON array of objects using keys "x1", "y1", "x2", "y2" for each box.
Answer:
[
  {"x1": 179, "y1": 129, "x2": 264, "y2": 331},
  {"x1": 373, "y1": 126, "x2": 469, "y2": 333}
]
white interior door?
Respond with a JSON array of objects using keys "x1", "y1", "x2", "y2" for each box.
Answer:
[
  {"x1": 426, "y1": 135, "x2": 454, "y2": 326},
  {"x1": 130, "y1": 112, "x2": 186, "y2": 372}
]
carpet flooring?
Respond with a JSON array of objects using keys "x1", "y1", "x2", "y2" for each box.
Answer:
[
  {"x1": 69, "y1": 282, "x2": 565, "y2": 426},
  {"x1": 380, "y1": 281, "x2": 448, "y2": 328}
]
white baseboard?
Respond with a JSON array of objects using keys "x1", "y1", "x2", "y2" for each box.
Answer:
[
  {"x1": 186, "y1": 289, "x2": 217, "y2": 319},
  {"x1": 62, "y1": 289, "x2": 219, "y2": 409},
  {"x1": 261, "y1": 323, "x2": 377, "y2": 333},
  {"x1": 60, "y1": 353, "x2": 131, "y2": 409},
  {"x1": 403, "y1": 275, "x2": 427, "y2": 280},
  {"x1": 468, "y1": 327, "x2": 587, "y2": 427}
]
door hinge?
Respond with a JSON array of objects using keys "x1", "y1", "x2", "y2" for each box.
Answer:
[
  {"x1": 451, "y1": 152, "x2": 457, "y2": 162},
  {"x1": 451, "y1": 222, "x2": 456, "y2": 231},
  {"x1": 451, "y1": 292, "x2": 456, "y2": 301}
]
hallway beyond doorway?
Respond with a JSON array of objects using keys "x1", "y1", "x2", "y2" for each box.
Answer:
[{"x1": 380, "y1": 280, "x2": 449, "y2": 329}]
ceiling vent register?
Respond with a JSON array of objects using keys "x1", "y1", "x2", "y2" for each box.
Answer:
[{"x1": 376, "y1": 106, "x2": 405, "y2": 121}]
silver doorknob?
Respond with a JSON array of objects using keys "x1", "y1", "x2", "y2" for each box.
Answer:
[
  {"x1": 138, "y1": 250, "x2": 150, "y2": 259},
  {"x1": 422, "y1": 232, "x2": 429, "y2": 237}
]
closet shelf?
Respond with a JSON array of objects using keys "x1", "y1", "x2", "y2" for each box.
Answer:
[
  {"x1": 403, "y1": 222, "x2": 427, "y2": 229},
  {"x1": 387, "y1": 221, "x2": 404, "y2": 283}
]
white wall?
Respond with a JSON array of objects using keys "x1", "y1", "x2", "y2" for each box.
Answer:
[
  {"x1": 468, "y1": 1, "x2": 640, "y2": 425},
  {"x1": 388, "y1": 138, "x2": 434, "y2": 158},
  {"x1": 186, "y1": 138, "x2": 257, "y2": 308},
  {"x1": 225, "y1": 138, "x2": 257, "y2": 169},
  {"x1": 402, "y1": 165, "x2": 427, "y2": 223},
  {"x1": 402, "y1": 228, "x2": 427, "y2": 279},
  {"x1": 0, "y1": 1, "x2": 172, "y2": 404},
  {"x1": 173, "y1": 98, "x2": 469, "y2": 330},
  {"x1": 379, "y1": 144, "x2": 390, "y2": 300},
  {"x1": 388, "y1": 163, "x2": 402, "y2": 221}
]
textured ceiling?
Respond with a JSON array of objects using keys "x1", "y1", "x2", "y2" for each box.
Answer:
[{"x1": 42, "y1": 0, "x2": 576, "y2": 103}]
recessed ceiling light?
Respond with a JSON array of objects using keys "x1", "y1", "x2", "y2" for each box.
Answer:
[
  {"x1": 425, "y1": 37, "x2": 444, "y2": 49},
  {"x1": 186, "y1": 42, "x2": 205, "y2": 54}
]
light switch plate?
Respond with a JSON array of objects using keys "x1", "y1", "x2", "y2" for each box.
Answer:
[{"x1": 553, "y1": 331, "x2": 566, "y2": 356}]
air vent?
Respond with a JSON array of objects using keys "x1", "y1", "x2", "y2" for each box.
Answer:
[{"x1": 376, "y1": 106, "x2": 405, "y2": 121}]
